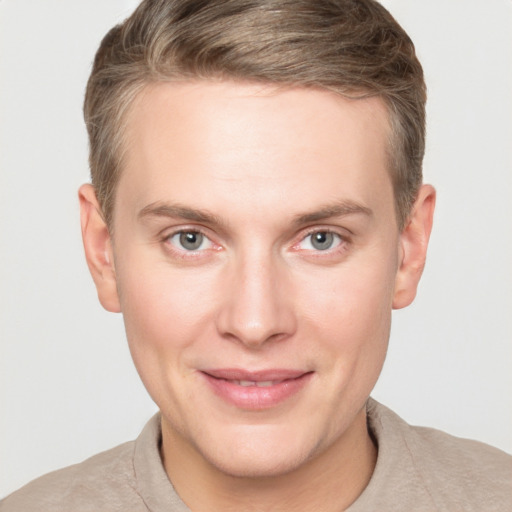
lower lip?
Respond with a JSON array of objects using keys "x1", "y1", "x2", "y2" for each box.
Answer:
[{"x1": 201, "y1": 372, "x2": 313, "y2": 410}]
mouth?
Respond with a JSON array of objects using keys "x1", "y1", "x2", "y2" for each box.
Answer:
[{"x1": 200, "y1": 369, "x2": 313, "y2": 410}]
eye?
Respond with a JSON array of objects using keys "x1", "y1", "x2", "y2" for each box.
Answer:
[
  {"x1": 299, "y1": 231, "x2": 342, "y2": 251},
  {"x1": 168, "y1": 231, "x2": 212, "y2": 251}
]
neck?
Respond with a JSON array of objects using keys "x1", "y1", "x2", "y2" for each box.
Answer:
[{"x1": 160, "y1": 406, "x2": 377, "y2": 512}]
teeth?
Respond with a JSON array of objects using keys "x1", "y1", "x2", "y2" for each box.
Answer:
[
  {"x1": 236, "y1": 380, "x2": 276, "y2": 387},
  {"x1": 239, "y1": 380, "x2": 256, "y2": 387},
  {"x1": 256, "y1": 381, "x2": 274, "y2": 387}
]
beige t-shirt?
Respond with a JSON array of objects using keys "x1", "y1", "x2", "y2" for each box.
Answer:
[{"x1": 2, "y1": 399, "x2": 511, "y2": 511}]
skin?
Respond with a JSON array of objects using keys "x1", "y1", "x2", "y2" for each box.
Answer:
[{"x1": 79, "y1": 81, "x2": 435, "y2": 511}]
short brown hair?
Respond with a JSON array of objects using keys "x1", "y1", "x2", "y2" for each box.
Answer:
[{"x1": 84, "y1": 0, "x2": 426, "y2": 229}]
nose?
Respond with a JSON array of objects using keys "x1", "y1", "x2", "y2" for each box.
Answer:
[{"x1": 215, "y1": 249, "x2": 297, "y2": 349}]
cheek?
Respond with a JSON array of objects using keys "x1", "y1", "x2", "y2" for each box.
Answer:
[
  {"x1": 339, "y1": 262, "x2": 396, "y2": 385},
  {"x1": 298, "y1": 248, "x2": 397, "y2": 380},
  {"x1": 114, "y1": 259, "x2": 222, "y2": 411},
  {"x1": 302, "y1": 256, "x2": 396, "y2": 336},
  {"x1": 114, "y1": 256, "x2": 218, "y2": 369}
]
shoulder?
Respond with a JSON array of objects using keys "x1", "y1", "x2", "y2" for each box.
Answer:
[
  {"x1": 360, "y1": 399, "x2": 512, "y2": 511},
  {"x1": 1, "y1": 414, "x2": 187, "y2": 512},
  {"x1": 409, "y1": 423, "x2": 512, "y2": 508},
  {"x1": 0, "y1": 440, "x2": 145, "y2": 512}
]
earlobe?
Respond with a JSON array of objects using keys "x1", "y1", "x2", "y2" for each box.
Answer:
[
  {"x1": 393, "y1": 184, "x2": 436, "y2": 310},
  {"x1": 78, "y1": 184, "x2": 121, "y2": 313}
]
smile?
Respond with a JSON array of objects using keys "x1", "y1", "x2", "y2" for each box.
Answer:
[{"x1": 200, "y1": 369, "x2": 313, "y2": 410}]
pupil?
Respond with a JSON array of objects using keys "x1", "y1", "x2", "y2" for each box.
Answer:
[
  {"x1": 312, "y1": 232, "x2": 333, "y2": 250},
  {"x1": 180, "y1": 232, "x2": 202, "y2": 250}
]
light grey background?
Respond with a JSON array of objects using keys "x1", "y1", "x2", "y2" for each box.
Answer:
[{"x1": 1, "y1": 0, "x2": 511, "y2": 499}]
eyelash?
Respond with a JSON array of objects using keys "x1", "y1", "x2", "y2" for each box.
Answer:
[
  {"x1": 292, "y1": 228, "x2": 349, "y2": 256},
  {"x1": 162, "y1": 228, "x2": 220, "y2": 260},
  {"x1": 161, "y1": 227, "x2": 350, "y2": 259}
]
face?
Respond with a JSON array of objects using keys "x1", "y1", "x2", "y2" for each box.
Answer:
[{"x1": 81, "y1": 81, "x2": 432, "y2": 479}]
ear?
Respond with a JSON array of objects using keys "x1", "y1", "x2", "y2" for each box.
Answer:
[
  {"x1": 393, "y1": 184, "x2": 436, "y2": 310},
  {"x1": 78, "y1": 184, "x2": 121, "y2": 313}
]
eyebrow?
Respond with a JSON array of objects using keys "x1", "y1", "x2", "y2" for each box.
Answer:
[
  {"x1": 138, "y1": 202, "x2": 226, "y2": 227},
  {"x1": 293, "y1": 200, "x2": 373, "y2": 225},
  {"x1": 138, "y1": 199, "x2": 372, "y2": 228}
]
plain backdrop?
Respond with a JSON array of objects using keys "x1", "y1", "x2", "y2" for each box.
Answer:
[{"x1": 1, "y1": 0, "x2": 511, "y2": 499}]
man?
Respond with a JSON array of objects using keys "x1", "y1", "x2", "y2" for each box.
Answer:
[{"x1": 2, "y1": 0, "x2": 510, "y2": 510}]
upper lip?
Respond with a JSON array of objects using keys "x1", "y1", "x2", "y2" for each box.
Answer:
[{"x1": 201, "y1": 368, "x2": 310, "y2": 382}]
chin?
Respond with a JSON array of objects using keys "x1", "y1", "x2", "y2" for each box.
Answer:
[
  {"x1": 207, "y1": 449, "x2": 309, "y2": 479},
  {"x1": 193, "y1": 425, "x2": 319, "y2": 479}
]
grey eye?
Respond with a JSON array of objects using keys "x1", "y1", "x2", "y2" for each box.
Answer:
[
  {"x1": 178, "y1": 231, "x2": 204, "y2": 250},
  {"x1": 167, "y1": 230, "x2": 213, "y2": 253},
  {"x1": 310, "y1": 232, "x2": 335, "y2": 250}
]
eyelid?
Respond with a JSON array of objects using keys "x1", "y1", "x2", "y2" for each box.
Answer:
[
  {"x1": 291, "y1": 227, "x2": 350, "y2": 253},
  {"x1": 161, "y1": 225, "x2": 221, "y2": 256},
  {"x1": 301, "y1": 231, "x2": 340, "y2": 247},
  {"x1": 160, "y1": 224, "x2": 210, "y2": 241},
  {"x1": 168, "y1": 231, "x2": 212, "y2": 251}
]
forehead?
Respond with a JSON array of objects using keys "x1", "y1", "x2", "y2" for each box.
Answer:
[{"x1": 118, "y1": 80, "x2": 393, "y2": 223}]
